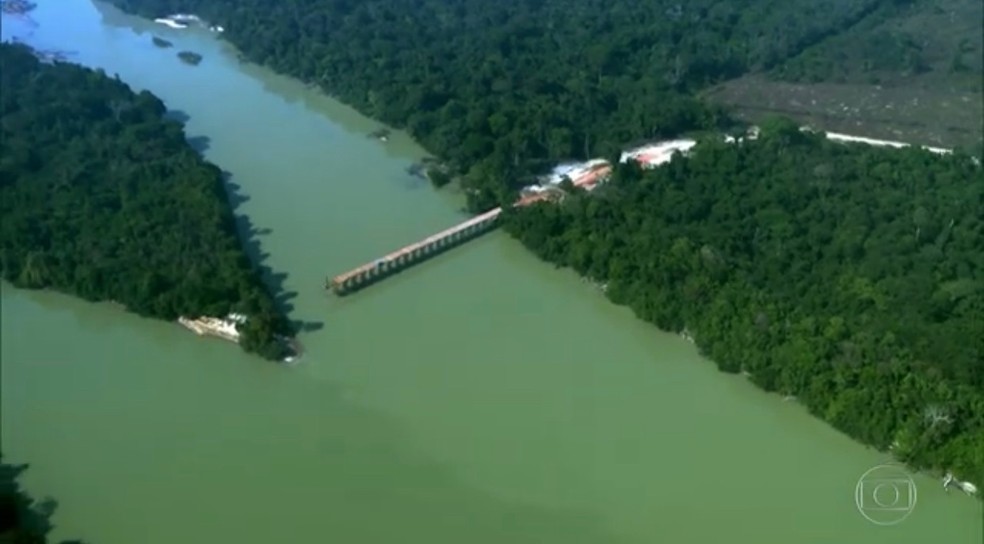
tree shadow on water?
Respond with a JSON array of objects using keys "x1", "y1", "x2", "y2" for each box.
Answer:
[
  {"x1": 163, "y1": 109, "x2": 190, "y2": 124},
  {"x1": 0, "y1": 457, "x2": 85, "y2": 543},
  {"x1": 163, "y1": 110, "x2": 210, "y2": 154},
  {"x1": 221, "y1": 171, "x2": 324, "y2": 335},
  {"x1": 186, "y1": 135, "x2": 211, "y2": 154},
  {"x1": 223, "y1": 175, "x2": 251, "y2": 210}
]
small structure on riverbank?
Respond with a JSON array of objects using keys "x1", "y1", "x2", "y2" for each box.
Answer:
[
  {"x1": 153, "y1": 13, "x2": 199, "y2": 29},
  {"x1": 943, "y1": 473, "x2": 978, "y2": 496},
  {"x1": 368, "y1": 128, "x2": 391, "y2": 142},
  {"x1": 178, "y1": 313, "x2": 247, "y2": 343},
  {"x1": 538, "y1": 159, "x2": 610, "y2": 187},
  {"x1": 620, "y1": 139, "x2": 697, "y2": 168},
  {"x1": 327, "y1": 161, "x2": 610, "y2": 295},
  {"x1": 154, "y1": 17, "x2": 187, "y2": 29},
  {"x1": 328, "y1": 128, "x2": 955, "y2": 297},
  {"x1": 406, "y1": 157, "x2": 453, "y2": 188},
  {"x1": 819, "y1": 130, "x2": 951, "y2": 155},
  {"x1": 178, "y1": 313, "x2": 299, "y2": 364},
  {"x1": 153, "y1": 13, "x2": 224, "y2": 33}
]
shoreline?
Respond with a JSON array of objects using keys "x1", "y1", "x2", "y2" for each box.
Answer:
[
  {"x1": 144, "y1": 11, "x2": 977, "y2": 491},
  {"x1": 12, "y1": 2, "x2": 976, "y2": 499},
  {"x1": 534, "y1": 131, "x2": 976, "y2": 497},
  {"x1": 178, "y1": 314, "x2": 300, "y2": 364},
  {"x1": 0, "y1": 39, "x2": 297, "y2": 363}
]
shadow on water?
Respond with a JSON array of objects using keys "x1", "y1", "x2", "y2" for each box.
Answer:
[
  {"x1": 163, "y1": 109, "x2": 190, "y2": 124},
  {"x1": 222, "y1": 173, "x2": 323, "y2": 335},
  {"x1": 90, "y1": 0, "x2": 177, "y2": 39},
  {"x1": 163, "y1": 105, "x2": 322, "y2": 335},
  {"x1": 0, "y1": 459, "x2": 85, "y2": 543},
  {"x1": 210, "y1": 377, "x2": 630, "y2": 543},
  {"x1": 239, "y1": 61, "x2": 376, "y2": 137},
  {"x1": 228, "y1": 46, "x2": 430, "y2": 165},
  {"x1": 186, "y1": 134, "x2": 210, "y2": 154},
  {"x1": 165, "y1": 111, "x2": 210, "y2": 154}
]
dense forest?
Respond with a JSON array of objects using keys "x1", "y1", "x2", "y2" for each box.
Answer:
[
  {"x1": 108, "y1": 0, "x2": 932, "y2": 211},
  {"x1": 105, "y1": 0, "x2": 984, "y2": 482},
  {"x1": 0, "y1": 43, "x2": 294, "y2": 361},
  {"x1": 0, "y1": 456, "x2": 83, "y2": 544},
  {"x1": 503, "y1": 119, "x2": 984, "y2": 485},
  {"x1": 704, "y1": 0, "x2": 982, "y2": 150},
  {"x1": 772, "y1": 0, "x2": 982, "y2": 88}
]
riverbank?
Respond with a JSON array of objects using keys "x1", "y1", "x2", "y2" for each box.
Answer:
[
  {"x1": 103, "y1": 0, "x2": 984, "y2": 213},
  {"x1": 178, "y1": 314, "x2": 300, "y2": 364},
  {"x1": 178, "y1": 314, "x2": 244, "y2": 343},
  {"x1": 705, "y1": 0, "x2": 983, "y2": 152},
  {"x1": 2, "y1": 2, "x2": 982, "y2": 542},
  {"x1": 107, "y1": 1, "x2": 984, "y2": 492},
  {"x1": 504, "y1": 123, "x2": 983, "y2": 494},
  {"x1": 151, "y1": 12, "x2": 223, "y2": 32},
  {"x1": 0, "y1": 41, "x2": 297, "y2": 363},
  {"x1": 0, "y1": 456, "x2": 82, "y2": 543}
]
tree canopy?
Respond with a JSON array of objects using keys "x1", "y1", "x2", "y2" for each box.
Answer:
[
  {"x1": 105, "y1": 0, "x2": 984, "y2": 483},
  {"x1": 0, "y1": 43, "x2": 294, "y2": 361},
  {"x1": 109, "y1": 0, "x2": 925, "y2": 211},
  {"x1": 503, "y1": 120, "x2": 984, "y2": 484},
  {"x1": 772, "y1": 0, "x2": 982, "y2": 89}
]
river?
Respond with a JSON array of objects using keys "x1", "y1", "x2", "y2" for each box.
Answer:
[{"x1": 1, "y1": 1, "x2": 980, "y2": 543}]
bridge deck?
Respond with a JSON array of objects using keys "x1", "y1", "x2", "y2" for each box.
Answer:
[
  {"x1": 331, "y1": 206, "x2": 504, "y2": 285},
  {"x1": 329, "y1": 163, "x2": 612, "y2": 289}
]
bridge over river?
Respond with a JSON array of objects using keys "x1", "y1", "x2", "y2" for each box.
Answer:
[
  {"x1": 327, "y1": 129, "x2": 953, "y2": 296},
  {"x1": 327, "y1": 163, "x2": 611, "y2": 295}
]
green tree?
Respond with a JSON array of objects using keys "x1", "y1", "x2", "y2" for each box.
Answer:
[
  {"x1": 0, "y1": 43, "x2": 295, "y2": 361},
  {"x1": 504, "y1": 124, "x2": 984, "y2": 485}
]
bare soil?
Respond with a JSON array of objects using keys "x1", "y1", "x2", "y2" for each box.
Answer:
[
  {"x1": 704, "y1": 76, "x2": 982, "y2": 150},
  {"x1": 706, "y1": 0, "x2": 982, "y2": 151}
]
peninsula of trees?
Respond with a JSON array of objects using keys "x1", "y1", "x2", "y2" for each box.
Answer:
[
  {"x1": 504, "y1": 120, "x2": 984, "y2": 485},
  {"x1": 109, "y1": 0, "x2": 981, "y2": 211},
  {"x1": 0, "y1": 43, "x2": 294, "y2": 361}
]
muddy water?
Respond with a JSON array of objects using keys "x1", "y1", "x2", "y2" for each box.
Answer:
[{"x1": 1, "y1": 2, "x2": 980, "y2": 543}]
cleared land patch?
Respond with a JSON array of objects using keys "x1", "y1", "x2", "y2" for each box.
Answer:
[{"x1": 708, "y1": 0, "x2": 982, "y2": 150}]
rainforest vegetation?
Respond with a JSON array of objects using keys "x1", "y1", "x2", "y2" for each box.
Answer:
[
  {"x1": 772, "y1": 0, "x2": 982, "y2": 88},
  {"x1": 0, "y1": 43, "x2": 294, "y2": 361},
  {"x1": 108, "y1": 0, "x2": 961, "y2": 211},
  {"x1": 503, "y1": 119, "x2": 984, "y2": 485},
  {"x1": 1, "y1": 455, "x2": 83, "y2": 544},
  {"x1": 708, "y1": 0, "x2": 982, "y2": 150},
  {"x1": 100, "y1": 0, "x2": 984, "y2": 482}
]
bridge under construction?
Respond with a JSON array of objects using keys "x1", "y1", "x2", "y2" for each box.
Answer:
[
  {"x1": 327, "y1": 163, "x2": 611, "y2": 295},
  {"x1": 326, "y1": 130, "x2": 954, "y2": 296}
]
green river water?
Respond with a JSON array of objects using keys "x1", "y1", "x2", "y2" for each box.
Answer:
[{"x1": 1, "y1": 1, "x2": 980, "y2": 543}]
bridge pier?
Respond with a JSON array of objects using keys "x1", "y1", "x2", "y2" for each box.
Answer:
[
  {"x1": 327, "y1": 164, "x2": 615, "y2": 296},
  {"x1": 329, "y1": 208, "x2": 503, "y2": 295}
]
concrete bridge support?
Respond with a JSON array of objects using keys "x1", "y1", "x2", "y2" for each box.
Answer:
[
  {"x1": 327, "y1": 163, "x2": 613, "y2": 297},
  {"x1": 329, "y1": 209, "x2": 502, "y2": 295}
]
